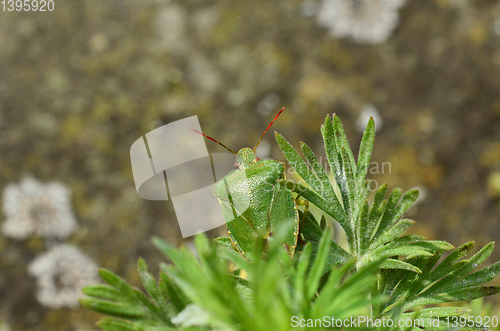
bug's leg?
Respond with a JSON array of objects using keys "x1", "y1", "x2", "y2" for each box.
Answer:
[
  {"x1": 294, "y1": 196, "x2": 309, "y2": 223},
  {"x1": 294, "y1": 196, "x2": 309, "y2": 245}
]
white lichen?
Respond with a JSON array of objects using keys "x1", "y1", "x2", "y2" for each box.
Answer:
[
  {"x1": 493, "y1": 18, "x2": 500, "y2": 37},
  {"x1": 317, "y1": 0, "x2": 406, "y2": 44},
  {"x1": 256, "y1": 94, "x2": 280, "y2": 117},
  {"x1": 0, "y1": 321, "x2": 11, "y2": 331},
  {"x1": 155, "y1": 4, "x2": 189, "y2": 54},
  {"x1": 188, "y1": 54, "x2": 222, "y2": 93},
  {"x1": 28, "y1": 244, "x2": 99, "y2": 308},
  {"x1": 2, "y1": 176, "x2": 77, "y2": 239}
]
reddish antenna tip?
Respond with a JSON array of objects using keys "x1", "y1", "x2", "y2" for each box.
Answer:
[{"x1": 253, "y1": 107, "x2": 285, "y2": 152}]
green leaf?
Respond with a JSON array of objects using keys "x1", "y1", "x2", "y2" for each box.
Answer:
[
  {"x1": 132, "y1": 288, "x2": 161, "y2": 317},
  {"x1": 193, "y1": 232, "x2": 210, "y2": 256},
  {"x1": 275, "y1": 132, "x2": 324, "y2": 195},
  {"x1": 427, "y1": 242, "x2": 475, "y2": 283},
  {"x1": 80, "y1": 298, "x2": 146, "y2": 318},
  {"x1": 340, "y1": 146, "x2": 356, "y2": 220},
  {"x1": 401, "y1": 307, "x2": 470, "y2": 319},
  {"x1": 321, "y1": 116, "x2": 353, "y2": 216},
  {"x1": 323, "y1": 116, "x2": 355, "y2": 221},
  {"x1": 279, "y1": 179, "x2": 352, "y2": 244},
  {"x1": 82, "y1": 284, "x2": 125, "y2": 302},
  {"x1": 332, "y1": 115, "x2": 356, "y2": 168},
  {"x1": 364, "y1": 183, "x2": 387, "y2": 246},
  {"x1": 300, "y1": 141, "x2": 337, "y2": 203},
  {"x1": 356, "y1": 116, "x2": 375, "y2": 186},
  {"x1": 159, "y1": 271, "x2": 190, "y2": 314},
  {"x1": 137, "y1": 258, "x2": 172, "y2": 322},
  {"x1": 374, "y1": 189, "x2": 419, "y2": 243},
  {"x1": 460, "y1": 261, "x2": 500, "y2": 288},
  {"x1": 298, "y1": 210, "x2": 349, "y2": 268},
  {"x1": 214, "y1": 237, "x2": 232, "y2": 248},
  {"x1": 98, "y1": 269, "x2": 137, "y2": 301},
  {"x1": 369, "y1": 219, "x2": 415, "y2": 250},
  {"x1": 306, "y1": 228, "x2": 332, "y2": 301},
  {"x1": 421, "y1": 286, "x2": 500, "y2": 306},
  {"x1": 293, "y1": 243, "x2": 312, "y2": 311},
  {"x1": 379, "y1": 245, "x2": 434, "y2": 257},
  {"x1": 425, "y1": 243, "x2": 495, "y2": 295},
  {"x1": 381, "y1": 259, "x2": 422, "y2": 273},
  {"x1": 96, "y1": 318, "x2": 138, "y2": 331},
  {"x1": 373, "y1": 188, "x2": 403, "y2": 239},
  {"x1": 357, "y1": 199, "x2": 370, "y2": 253},
  {"x1": 229, "y1": 274, "x2": 252, "y2": 289}
]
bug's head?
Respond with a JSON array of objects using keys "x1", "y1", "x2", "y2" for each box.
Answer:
[
  {"x1": 191, "y1": 107, "x2": 285, "y2": 169},
  {"x1": 235, "y1": 148, "x2": 259, "y2": 169},
  {"x1": 233, "y1": 107, "x2": 285, "y2": 169}
]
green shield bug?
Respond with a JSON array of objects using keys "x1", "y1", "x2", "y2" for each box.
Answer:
[{"x1": 192, "y1": 108, "x2": 300, "y2": 260}]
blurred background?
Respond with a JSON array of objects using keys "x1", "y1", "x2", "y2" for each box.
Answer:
[{"x1": 1, "y1": 0, "x2": 500, "y2": 329}]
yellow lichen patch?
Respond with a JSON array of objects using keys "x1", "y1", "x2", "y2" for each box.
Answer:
[
  {"x1": 377, "y1": 146, "x2": 444, "y2": 190},
  {"x1": 480, "y1": 142, "x2": 500, "y2": 167},
  {"x1": 467, "y1": 24, "x2": 488, "y2": 46},
  {"x1": 487, "y1": 172, "x2": 500, "y2": 198},
  {"x1": 61, "y1": 114, "x2": 85, "y2": 143}
]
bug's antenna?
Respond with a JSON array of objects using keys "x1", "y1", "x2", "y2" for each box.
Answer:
[
  {"x1": 191, "y1": 129, "x2": 236, "y2": 154},
  {"x1": 253, "y1": 107, "x2": 285, "y2": 152}
]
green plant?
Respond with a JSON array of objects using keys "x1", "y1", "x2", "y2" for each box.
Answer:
[
  {"x1": 80, "y1": 227, "x2": 385, "y2": 330},
  {"x1": 275, "y1": 115, "x2": 453, "y2": 272},
  {"x1": 81, "y1": 115, "x2": 500, "y2": 330}
]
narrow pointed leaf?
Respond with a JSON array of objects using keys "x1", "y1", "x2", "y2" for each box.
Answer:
[
  {"x1": 367, "y1": 200, "x2": 387, "y2": 243},
  {"x1": 357, "y1": 199, "x2": 370, "y2": 253},
  {"x1": 214, "y1": 237, "x2": 233, "y2": 248},
  {"x1": 428, "y1": 242, "x2": 475, "y2": 283},
  {"x1": 400, "y1": 307, "x2": 469, "y2": 319},
  {"x1": 82, "y1": 284, "x2": 125, "y2": 301},
  {"x1": 279, "y1": 179, "x2": 352, "y2": 244},
  {"x1": 300, "y1": 141, "x2": 336, "y2": 202},
  {"x1": 298, "y1": 210, "x2": 349, "y2": 267},
  {"x1": 426, "y1": 243, "x2": 495, "y2": 295},
  {"x1": 275, "y1": 132, "x2": 323, "y2": 194},
  {"x1": 340, "y1": 146, "x2": 356, "y2": 219},
  {"x1": 96, "y1": 318, "x2": 138, "y2": 331},
  {"x1": 80, "y1": 298, "x2": 146, "y2": 318},
  {"x1": 370, "y1": 219, "x2": 415, "y2": 250},
  {"x1": 306, "y1": 229, "x2": 332, "y2": 301},
  {"x1": 98, "y1": 269, "x2": 137, "y2": 300},
  {"x1": 332, "y1": 114, "x2": 356, "y2": 170},
  {"x1": 356, "y1": 116, "x2": 375, "y2": 191},
  {"x1": 373, "y1": 188, "x2": 403, "y2": 239},
  {"x1": 159, "y1": 271, "x2": 190, "y2": 314},
  {"x1": 381, "y1": 259, "x2": 422, "y2": 273}
]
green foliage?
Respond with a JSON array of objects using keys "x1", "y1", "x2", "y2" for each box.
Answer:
[
  {"x1": 274, "y1": 114, "x2": 500, "y2": 329},
  {"x1": 275, "y1": 114, "x2": 453, "y2": 272},
  {"x1": 82, "y1": 115, "x2": 500, "y2": 330},
  {"x1": 81, "y1": 225, "x2": 384, "y2": 330},
  {"x1": 374, "y1": 242, "x2": 500, "y2": 329}
]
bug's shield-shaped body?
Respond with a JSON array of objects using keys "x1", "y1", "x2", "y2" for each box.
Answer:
[{"x1": 213, "y1": 148, "x2": 299, "y2": 259}]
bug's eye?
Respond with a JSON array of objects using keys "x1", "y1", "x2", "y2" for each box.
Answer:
[
  {"x1": 255, "y1": 157, "x2": 260, "y2": 161},
  {"x1": 234, "y1": 162, "x2": 238, "y2": 167}
]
